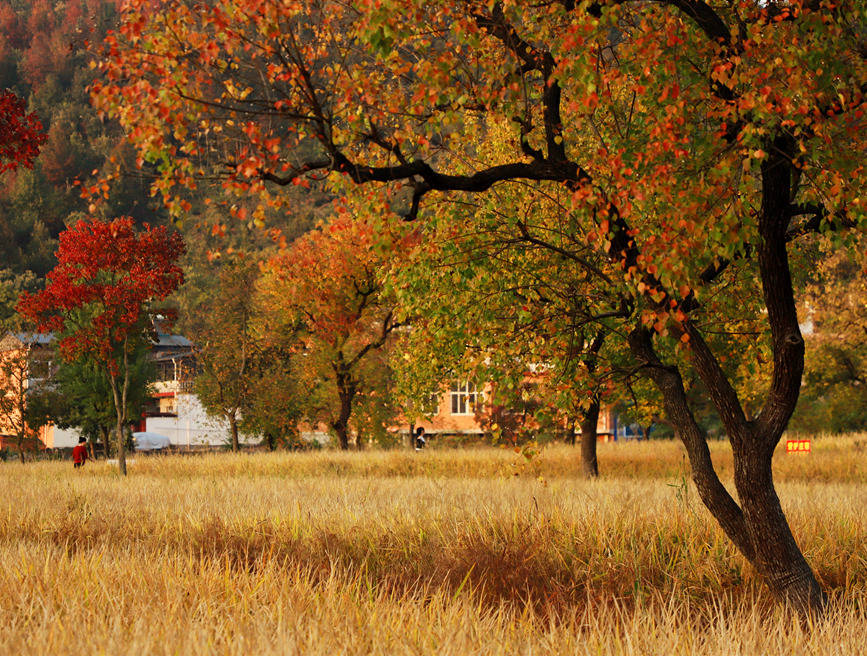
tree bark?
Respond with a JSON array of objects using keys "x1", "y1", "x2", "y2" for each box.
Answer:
[
  {"x1": 331, "y1": 361, "x2": 356, "y2": 451},
  {"x1": 109, "y1": 374, "x2": 126, "y2": 476},
  {"x1": 229, "y1": 414, "x2": 240, "y2": 452},
  {"x1": 100, "y1": 425, "x2": 111, "y2": 458},
  {"x1": 578, "y1": 398, "x2": 600, "y2": 478},
  {"x1": 733, "y1": 440, "x2": 826, "y2": 610},
  {"x1": 332, "y1": 387, "x2": 353, "y2": 450},
  {"x1": 109, "y1": 340, "x2": 130, "y2": 476}
]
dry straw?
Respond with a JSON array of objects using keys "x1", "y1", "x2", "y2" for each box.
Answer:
[{"x1": 0, "y1": 438, "x2": 863, "y2": 654}]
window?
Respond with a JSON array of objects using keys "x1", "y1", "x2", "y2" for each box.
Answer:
[
  {"x1": 422, "y1": 392, "x2": 440, "y2": 416},
  {"x1": 155, "y1": 360, "x2": 175, "y2": 382},
  {"x1": 450, "y1": 381, "x2": 479, "y2": 415},
  {"x1": 29, "y1": 357, "x2": 52, "y2": 381}
]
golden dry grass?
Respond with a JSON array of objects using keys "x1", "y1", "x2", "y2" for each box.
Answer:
[{"x1": 0, "y1": 438, "x2": 864, "y2": 655}]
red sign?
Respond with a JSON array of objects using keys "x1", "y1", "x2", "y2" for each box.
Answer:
[{"x1": 786, "y1": 439, "x2": 811, "y2": 454}]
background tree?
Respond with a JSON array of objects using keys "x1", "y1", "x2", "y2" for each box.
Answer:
[
  {"x1": 0, "y1": 331, "x2": 42, "y2": 462},
  {"x1": 95, "y1": 0, "x2": 865, "y2": 612},
  {"x1": 18, "y1": 217, "x2": 184, "y2": 475},
  {"x1": 791, "y1": 236, "x2": 867, "y2": 433},
  {"x1": 0, "y1": 1, "x2": 164, "y2": 280},
  {"x1": 25, "y1": 340, "x2": 154, "y2": 458},
  {"x1": 190, "y1": 256, "x2": 265, "y2": 452},
  {"x1": 260, "y1": 213, "x2": 402, "y2": 450}
]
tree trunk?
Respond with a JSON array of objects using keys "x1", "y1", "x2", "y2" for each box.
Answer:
[
  {"x1": 17, "y1": 441, "x2": 25, "y2": 464},
  {"x1": 331, "y1": 366, "x2": 355, "y2": 451},
  {"x1": 628, "y1": 327, "x2": 825, "y2": 615},
  {"x1": 101, "y1": 426, "x2": 111, "y2": 458},
  {"x1": 229, "y1": 414, "x2": 240, "y2": 452},
  {"x1": 115, "y1": 414, "x2": 126, "y2": 476},
  {"x1": 578, "y1": 399, "x2": 600, "y2": 478},
  {"x1": 733, "y1": 440, "x2": 826, "y2": 610},
  {"x1": 109, "y1": 342, "x2": 130, "y2": 476}
]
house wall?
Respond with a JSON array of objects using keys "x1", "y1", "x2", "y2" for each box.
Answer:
[
  {"x1": 145, "y1": 393, "x2": 256, "y2": 447},
  {"x1": 400, "y1": 382, "x2": 617, "y2": 439},
  {"x1": 39, "y1": 424, "x2": 83, "y2": 449}
]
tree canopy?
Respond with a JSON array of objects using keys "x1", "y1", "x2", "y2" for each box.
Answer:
[
  {"x1": 93, "y1": 0, "x2": 866, "y2": 612},
  {"x1": 17, "y1": 216, "x2": 185, "y2": 474}
]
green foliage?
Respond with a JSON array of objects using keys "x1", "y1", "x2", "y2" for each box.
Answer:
[{"x1": 25, "y1": 339, "x2": 154, "y2": 446}]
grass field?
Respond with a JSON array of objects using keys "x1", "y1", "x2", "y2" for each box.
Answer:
[{"x1": 0, "y1": 437, "x2": 864, "y2": 655}]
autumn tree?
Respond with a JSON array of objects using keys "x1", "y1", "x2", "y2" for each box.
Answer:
[
  {"x1": 0, "y1": 88, "x2": 44, "y2": 174},
  {"x1": 26, "y1": 340, "x2": 155, "y2": 458},
  {"x1": 260, "y1": 213, "x2": 401, "y2": 450},
  {"x1": 190, "y1": 256, "x2": 267, "y2": 451},
  {"x1": 95, "y1": 0, "x2": 865, "y2": 612},
  {"x1": 790, "y1": 236, "x2": 867, "y2": 433},
  {"x1": 0, "y1": 331, "x2": 43, "y2": 462},
  {"x1": 389, "y1": 151, "x2": 627, "y2": 476},
  {"x1": 18, "y1": 217, "x2": 184, "y2": 475}
]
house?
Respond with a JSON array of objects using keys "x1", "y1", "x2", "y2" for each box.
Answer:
[
  {"x1": 395, "y1": 380, "x2": 620, "y2": 443},
  {"x1": 140, "y1": 332, "x2": 255, "y2": 448},
  {"x1": 0, "y1": 332, "x2": 82, "y2": 450},
  {"x1": 0, "y1": 331, "x2": 250, "y2": 452}
]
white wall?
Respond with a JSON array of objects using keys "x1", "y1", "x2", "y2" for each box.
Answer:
[
  {"x1": 45, "y1": 425, "x2": 84, "y2": 449},
  {"x1": 146, "y1": 393, "x2": 257, "y2": 447}
]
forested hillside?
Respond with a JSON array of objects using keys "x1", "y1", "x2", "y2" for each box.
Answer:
[
  {"x1": 0, "y1": 0, "x2": 161, "y2": 282},
  {"x1": 0, "y1": 0, "x2": 329, "y2": 326}
]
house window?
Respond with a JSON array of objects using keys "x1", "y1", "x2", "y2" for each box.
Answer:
[
  {"x1": 155, "y1": 360, "x2": 175, "y2": 382},
  {"x1": 423, "y1": 392, "x2": 440, "y2": 416},
  {"x1": 450, "y1": 381, "x2": 478, "y2": 415}
]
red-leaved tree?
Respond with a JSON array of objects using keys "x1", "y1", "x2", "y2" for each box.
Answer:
[
  {"x1": 0, "y1": 89, "x2": 44, "y2": 173},
  {"x1": 18, "y1": 217, "x2": 185, "y2": 475}
]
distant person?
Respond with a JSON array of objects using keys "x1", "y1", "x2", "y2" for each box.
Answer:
[
  {"x1": 72, "y1": 437, "x2": 89, "y2": 468},
  {"x1": 414, "y1": 426, "x2": 427, "y2": 451}
]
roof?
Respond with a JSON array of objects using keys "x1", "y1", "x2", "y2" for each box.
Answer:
[
  {"x1": 153, "y1": 333, "x2": 193, "y2": 348},
  {"x1": 0, "y1": 332, "x2": 54, "y2": 351},
  {"x1": 13, "y1": 332, "x2": 54, "y2": 345}
]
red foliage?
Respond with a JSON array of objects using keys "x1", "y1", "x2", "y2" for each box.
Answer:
[
  {"x1": 0, "y1": 90, "x2": 45, "y2": 173},
  {"x1": 17, "y1": 217, "x2": 185, "y2": 374}
]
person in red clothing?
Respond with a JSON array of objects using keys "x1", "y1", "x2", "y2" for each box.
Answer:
[{"x1": 72, "y1": 436, "x2": 88, "y2": 468}]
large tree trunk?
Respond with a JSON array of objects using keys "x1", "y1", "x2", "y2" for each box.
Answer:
[
  {"x1": 578, "y1": 398, "x2": 600, "y2": 478},
  {"x1": 628, "y1": 328, "x2": 825, "y2": 615},
  {"x1": 734, "y1": 441, "x2": 825, "y2": 609}
]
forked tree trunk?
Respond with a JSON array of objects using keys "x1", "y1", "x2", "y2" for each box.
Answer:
[
  {"x1": 628, "y1": 327, "x2": 825, "y2": 615},
  {"x1": 618, "y1": 131, "x2": 827, "y2": 615},
  {"x1": 578, "y1": 398, "x2": 600, "y2": 478}
]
